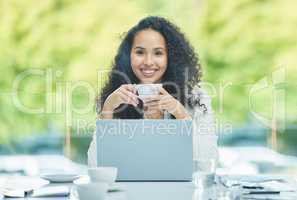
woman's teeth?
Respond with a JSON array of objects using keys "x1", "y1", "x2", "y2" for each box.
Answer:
[{"x1": 142, "y1": 69, "x2": 156, "y2": 76}]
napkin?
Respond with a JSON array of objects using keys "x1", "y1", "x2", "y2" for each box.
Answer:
[
  {"x1": 31, "y1": 186, "x2": 70, "y2": 197},
  {"x1": 0, "y1": 176, "x2": 49, "y2": 197}
]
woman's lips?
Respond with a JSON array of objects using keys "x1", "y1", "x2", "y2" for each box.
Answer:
[{"x1": 141, "y1": 69, "x2": 157, "y2": 77}]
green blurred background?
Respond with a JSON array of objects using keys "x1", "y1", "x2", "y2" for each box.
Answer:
[{"x1": 0, "y1": 0, "x2": 296, "y2": 163}]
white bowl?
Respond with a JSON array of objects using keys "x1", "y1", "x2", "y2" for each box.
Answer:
[
  {"x1": 75, "y1": 182, "x2": 108, "y2": 200},
  {"x1": 88, "y1": 167, "x2": 118, "y2": 184}
]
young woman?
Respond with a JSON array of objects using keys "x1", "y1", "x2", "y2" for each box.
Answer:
[{"x1": 88, "y1": 16, "x2": 218, "y2": 166}]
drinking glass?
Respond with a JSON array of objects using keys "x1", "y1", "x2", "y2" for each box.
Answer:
[{"x1": 193, "y1": 159, "x2": 217, "y2": 189}]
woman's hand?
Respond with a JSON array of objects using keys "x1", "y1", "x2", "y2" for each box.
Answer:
[
  {"x1": 143, "y1": 87, "x2": 191, "y2": 119},
  {"x1": 101, "y1": 84, "x2": 139, "y2": 119},
  {"x1": 143, "y1": 102, "x2": 164, "y2": 119}
]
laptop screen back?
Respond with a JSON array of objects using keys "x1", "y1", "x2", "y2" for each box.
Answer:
[{"x1": 96, "y1": 119, "x2": 193, "y2": 181}]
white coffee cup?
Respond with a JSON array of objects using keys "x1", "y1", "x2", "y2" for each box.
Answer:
[
  {"x1": 88, "y1": 167, "x2": 118, "y2": 185},
  {"x1": 75, "y1": 182, "x2": 108, "y2": 200},
  {"x1": 135, "y1": 84, "x2": 162, "y2": 100}
]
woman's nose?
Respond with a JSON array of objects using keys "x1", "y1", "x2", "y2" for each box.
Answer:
[{"x1": 144, "y1": 54, "x2": 153, "y2": 66}]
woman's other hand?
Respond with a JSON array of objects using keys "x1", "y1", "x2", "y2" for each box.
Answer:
[
  {"x1": 101, "y1": 84, "x2": 139, "y2": 119},
  {"x1": 143, "y1": 87, "x2": 191, "y2": 119},
  {"x1": 105, "y1": 84, "x2": 139, "y2": 109}
]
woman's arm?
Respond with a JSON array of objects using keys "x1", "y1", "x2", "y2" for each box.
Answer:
[
  {"x1": 100, "y1": 101, "x2": 114, "y2": 119},
  {"x1": 99, "y1": 84, "x2": 139, "y2": 119}
]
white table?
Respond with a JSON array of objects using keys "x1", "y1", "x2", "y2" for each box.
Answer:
[
  {"x1": 4, "y1": 177, "x2": 297, "y2": 200},
  {"x1": 2, "y1": 182, "x2": 222, "y2": 200},
  {"x1": 0, "y1": 155, "x2": 220, "y2": 200},
  {"x1": 2, "y1": 154, "x2": 297, "y2": 200},
  {"x1": 109, "y1": 182, "x2": 196, "y2": 200},
  {"x1": 1, "y1": 182, "x2": 193, "y2": 200}
]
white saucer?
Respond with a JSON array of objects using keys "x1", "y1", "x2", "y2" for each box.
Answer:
[
  {"x1": 73, "y1": 175, "x2": 124, "y2": 192},
  {"x1": 40, "y1": 174, "x2": 81, "y2": 183}
]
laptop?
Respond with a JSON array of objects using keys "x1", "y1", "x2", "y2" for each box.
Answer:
[{"x1": 96, "y1": 119, "x2": 193, "y2": 181}]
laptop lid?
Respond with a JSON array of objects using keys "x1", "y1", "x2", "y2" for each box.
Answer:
[{"x1": 96, "y1": 119, "x2": 193, "y2": 181}]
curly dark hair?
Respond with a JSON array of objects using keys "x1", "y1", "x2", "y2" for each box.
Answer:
[{"x1": 97, "y1": 16, "x2": 203, "y2": 119}]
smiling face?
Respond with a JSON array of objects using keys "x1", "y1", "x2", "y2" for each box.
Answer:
[{"x1": 130, "y1": 29, "x2": 168, "y2": 84}]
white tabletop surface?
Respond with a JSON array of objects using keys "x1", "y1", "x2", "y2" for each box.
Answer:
[
  {"x1": 2, "y1": 153, "x2": 297, "y2": 200},
  {"x1": 2, "y1": 182, "x2": 200, "y2": 200}
]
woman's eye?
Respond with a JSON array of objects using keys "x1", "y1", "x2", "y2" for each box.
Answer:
[
  {"x1": 155, "y1": 51, "x2": 164, "y2": 56},
  {"x1": 135, "y1": 50, "x2": 144, "y2": 55}
]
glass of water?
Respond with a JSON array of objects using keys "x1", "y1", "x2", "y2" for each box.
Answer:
[{"x1": 193, "y1": 159, "x2": 217, "y2": 189}]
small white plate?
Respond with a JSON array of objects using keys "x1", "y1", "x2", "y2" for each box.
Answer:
[
  {"x1": 40, "y1": 174, "x2": 81, "y2": 183},
  {"x1": 73, "y1": 175, "x2": 124, "y2": 192}
]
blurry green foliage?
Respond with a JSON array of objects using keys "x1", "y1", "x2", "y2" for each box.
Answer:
[
  {"x1": 0, "y1": 0, "x2": 296, "y2": 142},
  {"x1": 198, "y1": 0, "x2": 297, "y2": 125}
]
